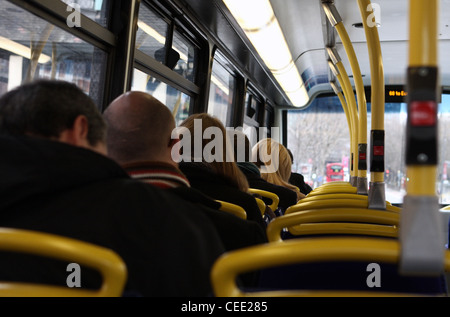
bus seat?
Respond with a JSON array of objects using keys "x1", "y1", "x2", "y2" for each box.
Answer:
[
  {"x1": 286, "y1": 198, "x2": 400, "y2": 214},
  {"x1": 248, "y1": 188, "x2": 279, "y2": 212},
  {"x1": 266, "y1": 207, "x2": 399, "y2": 242},
  {"x1": 211, "y1": 237, "x2": 450, "y2": 296},
  {"x1": 0, "y1": 227, "x2": 127, "y2": 297},
  {"x1": 306, "y1": 183, "x2": 357, "y2": 197},
  {"x1": 216, "y1": 200, "x2": 247, "y2": 219}
]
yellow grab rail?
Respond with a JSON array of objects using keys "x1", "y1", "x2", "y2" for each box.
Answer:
[
  {"x1": 0, "y1": 227, "x2": 127, "y2": 297},
  {"x1": 216, "y1": 200, "x2": 247, "y2": 219},
  {"x1": 324, "y1": 3, "x2": 368, "y2": 194},
  {"x1": 357, "y1": 0, "x2": 387, "y2": 209},
  {"x1": 267, "y1": 207, "x2": 399, "y2": 242},
  {"x1": 399, "y1": 0, "x2": 443, "y2": 275},
  {"x1": 248, "y1": 188, "x2": 279, "y2": 212},
  {"x1": 285, "y1": 198, "x2": 400, "y2": 215},
  {"x1": 255, "y1": 198, "x2": 267, "y2": 216}
]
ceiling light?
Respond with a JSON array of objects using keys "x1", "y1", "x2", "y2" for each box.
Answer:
[{"x1": 223, "y1": 0, "x2": 308, "y2": 107}]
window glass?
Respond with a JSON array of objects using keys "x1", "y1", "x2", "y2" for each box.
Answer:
[
  {"x1": 60, "y1": 0, "x2": 111, "y2": 27},
  {"x1": 207, "y1": 58, "x2": 235, "y2": 125},
  {"x1": 287, "y1": 94, "x2": 450, "y2": 205},
  {"x1": 0, "y1": 0, "x2": 107, "y2": 107},
  {"x1": 135, "y1": 4, "x2": 168, "y2": 66},
  {"x1": 172, "y1": 28, "x2": 197, "y2": 82},
  {"x1": 131, "y1": 68, "x2": 190, "y2": 125}
]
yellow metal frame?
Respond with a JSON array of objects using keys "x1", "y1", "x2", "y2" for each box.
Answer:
[
  {"x1": 285, "y1": 198, "x2": 400, "y2": 215},
  {"x1": 267, "y1": 207, "x2": 399, "y2": 242},
  {"x1": 282, "y1": 222, "x2": 398, "y2": 239},
  {"x1": 307, "y1": 183, "x2": 357, "y2": 197},
  {"x1": 335, "y1": 61, "x2": 359, "y2": 181},
  {"x1": 216, "y1": 200, "x2": 247, "y2": 219},
  {"x1": 248, "y1": 188, "x2": 279, "y2": 212},
  {"x1": 211, "y1": 237, "x2": 450, "y2": 297},
  {"x1": 335, "y1": 22, "x2": 368, "y2": 183},
  {"x1": 357, "y1": 0, "x2": 385, "y2": 184},
  {"x1": 0, "y1": 227, "x2": 127, "y2": 297},
  {"x1": 406, "y1": 0, "x2": 438, "y2": 195},
  {"x1": 255, "y1": 198, "x2": 267, "y2": 216}
]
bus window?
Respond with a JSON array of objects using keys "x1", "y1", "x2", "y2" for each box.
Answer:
[
  {"x1": 0, "y1": 0, "x2": 107, "y2": 108},
  {"x1": 60, "y1": 0, "x2": 111, "y2": 27},
  {"x1": 207, "y1": 55, "x2": 236, "y2": 125},
  {"x1": 131, "y1": 68, "x2": 191, "y2": 125}
]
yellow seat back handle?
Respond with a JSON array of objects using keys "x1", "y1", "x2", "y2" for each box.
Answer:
[
  {"x1": 216, "y1": 200, "x2": 247, "y2": 220},
  {"x1": 248, "y1": 188, "x2": 279, "y2": 212},
  {"x1": 0, "y1": 227, "x2": 127, "y2": 297}
]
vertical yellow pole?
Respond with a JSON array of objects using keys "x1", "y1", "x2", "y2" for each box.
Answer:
[
  {"x1": 357, "y1": 0, "x2": 386, "y2": 209},
  {"x1": 400, "y1": 0, "x2": 443, "y2": 275},
  {"x1": 406, "y1": 0, "x2": 438, "y2": 195},
  {"x1": 322, "y1": 2, "x2": 368, "y2": 194}
]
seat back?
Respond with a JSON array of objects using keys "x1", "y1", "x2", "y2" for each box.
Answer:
[
  {"x1": 0, "y1": 227, "x2": 127, "y2": 297},
  {"x1": 266, "y1": 207, "x2": 399, "y2": 242},
  {"x1": 211, "y1": 237, "x2": 450, "y2": 296}
]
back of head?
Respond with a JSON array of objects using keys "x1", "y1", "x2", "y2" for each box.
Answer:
[
  {"x1": 179, "y1": 113, "x2": 249, "y2": 191},
  {"x1": 103, "y1": 91, "x2": 176, "y2": 164},
  {"x1": 253, "y1": 138, "x2": 300, "y2": 197},
  {"x1": 0, "y1": 79, "x2": 105, "y2": 147}
]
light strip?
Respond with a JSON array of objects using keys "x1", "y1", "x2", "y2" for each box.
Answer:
[
  {"x1": 0, "y1": 36, "x2": 50, "y2": 64},
  {"x1": 223, "y1": 0, "x2": 308, "y2": 107}
]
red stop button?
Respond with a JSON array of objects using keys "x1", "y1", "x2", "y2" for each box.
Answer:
[{"x1": 410, "y1": 101, "x2": 436, "y2": 126}]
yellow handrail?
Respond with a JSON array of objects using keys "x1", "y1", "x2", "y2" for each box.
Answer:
[
  {"x1": 255, "y1": 198, "x2": 267, "y2": 216},
  {"x1": 248, "y1": 188, "x2": 279, "y2": 212},
  {"x1": 0, "y1": 227, "x2": 127, "y2": 297},
  {"x1": 216, "y1": 200, "x2": 247, "y2": 219},
  {"x1": 267, "y1": 207, "x2": 399, "y2": 242},
  {"x1": 285, "y1": 198, "x2": 400, "y2": 215}
]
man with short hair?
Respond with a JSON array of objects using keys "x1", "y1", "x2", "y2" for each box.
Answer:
[
  {"x1": 103, "y1": 92, "x2": 267, "y2": 274},
  {"x1": 0, "y1": 80, "x2": 225, "y2": 296}
]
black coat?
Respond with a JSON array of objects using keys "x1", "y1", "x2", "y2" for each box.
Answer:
[
  {"x1": 179, "y1": 162, "x2": 267, "y2": 230},
  {"x1": 0, "y1": 136, "x2": 225, "y2": 296},
  {"x1": 289, "y1": 172, "x2": 313, "y2": 195}
]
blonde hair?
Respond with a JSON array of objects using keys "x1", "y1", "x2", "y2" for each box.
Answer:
[
  {"x1": 252, "y1": 138, "x2": 303, "y2": 201},
  {"x1": 179, "y1": 113, "x2": 249, "y2": 192}
]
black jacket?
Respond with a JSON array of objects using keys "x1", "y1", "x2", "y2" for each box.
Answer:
[
  {"x1": 179, "y1": 162, "x2": 267, "y2": 230},
  {"x1": 0, "y1": 136, "x2": 225, "y2": 296},
  {"x1": 289, "y1": 172, "x2": 313, "y2": 195}
]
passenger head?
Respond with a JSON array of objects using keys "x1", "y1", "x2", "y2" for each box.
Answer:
[
  {"x1": 0, "y1": 79, "x2": 106, "y2": 154},
  {"x1": 179, "y1": 113, "x2": 249, "y2": 192},
  {"x1": 252, "y1": 138, "x2": 303, "y2": 200},
  {"x1": 103, "y1": 91, "x2": 177, "y2": 165}
]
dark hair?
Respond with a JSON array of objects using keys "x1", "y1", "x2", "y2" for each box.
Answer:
[{"x1": 0, "y1": 80, "x2": 106, "y2": 146}]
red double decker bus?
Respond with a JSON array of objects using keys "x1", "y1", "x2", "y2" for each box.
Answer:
[{"x1": 326, "y1": 163, "x2": 344, "y2": 182}]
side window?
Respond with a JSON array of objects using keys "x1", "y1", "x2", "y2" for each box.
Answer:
[
  {"x1": 0, "y1": 0, "x2": 108, "y2": 107},
  {"x1": 132, "y1": 68, "x2": 190, "y2": 125},
  {"x1": 132, "y1": 3, "x2": 200, "y2": 125},
  {"x1": 207, "y1": 56, "x2": 236, "y2": 125}
]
